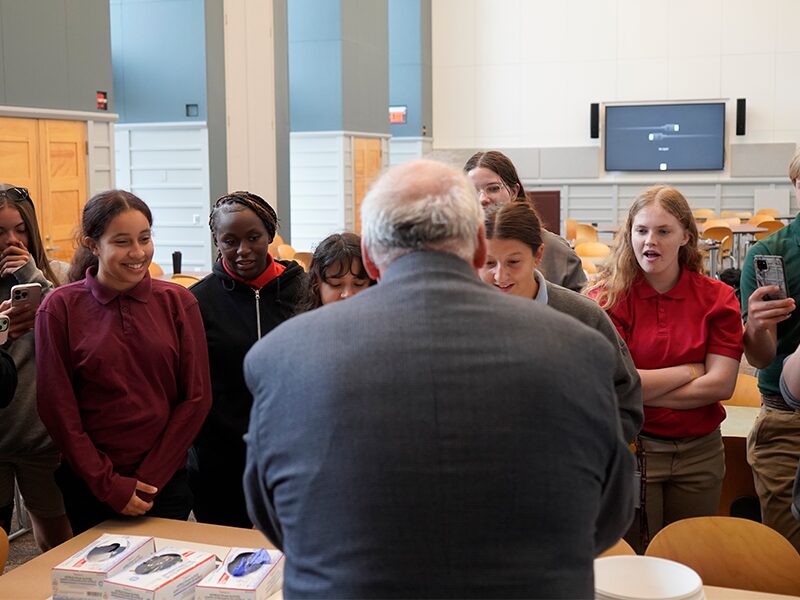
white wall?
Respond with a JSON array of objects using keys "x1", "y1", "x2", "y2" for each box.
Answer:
[
  {"x1": 223, "y1": 0, "x2": 278, "y2": 206},
  {"x1": 115, "y1": 122, "x2": 212, "y2": 272},
  {"x1": 432, "y1": 0, "x2": 800, "y2": 149}
]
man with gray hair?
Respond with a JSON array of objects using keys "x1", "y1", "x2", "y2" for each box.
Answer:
[{"x1": 243, "y1": 160, "x2": 634, "y2": 598}]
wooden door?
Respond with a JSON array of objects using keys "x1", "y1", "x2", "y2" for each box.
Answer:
[
  {"x1": 37, "y1": 120, "x2": 87, "y2": 261},
  {"x1": 0, "y1": 117, "x2": 43, "y2": 218},
  {"x1": 526, "y1": 190, "x2": 561, "y2": 234},
  {"x1": 353, "y1": 138, "x2": 382, "y2": 234}
]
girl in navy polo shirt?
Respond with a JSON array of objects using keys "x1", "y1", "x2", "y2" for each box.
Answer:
[
  {"x1": 586, "y1": 185, "x2": 743, "y2": 551},
  {"x1": 36, "y1": 191, "x2": 212, "y2": 535}
]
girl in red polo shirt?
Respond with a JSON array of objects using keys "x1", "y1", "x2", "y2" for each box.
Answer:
[
  {"x1": 586, "y1": 185, "x2": 743, "y2": 551},
  {"x1": 36, "y1": 190, "x2": 212, "y2": 535}
]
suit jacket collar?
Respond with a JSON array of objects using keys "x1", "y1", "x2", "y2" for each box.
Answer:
[{"x1": 380, "y1": 250, "x2": 478, "y2": 284}]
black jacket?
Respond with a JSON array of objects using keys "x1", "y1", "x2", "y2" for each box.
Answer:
[
  {"x1": 0, "y1": 348, "x2": 17, "y2": 409},
  {"x1": 190, "y1": 258, "x2": 306, "y2": 451}
]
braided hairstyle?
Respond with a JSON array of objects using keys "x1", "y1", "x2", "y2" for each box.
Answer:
[{"x1": 208, "y1": 191, "x2": 279, "y2": 260}]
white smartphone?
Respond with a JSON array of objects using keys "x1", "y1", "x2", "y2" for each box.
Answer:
[
  {"x1": 0, "y1": 315, "x2": 9, "y2": 345},
  {"x1": 10, "y1": 283, "x2": 42, "y2": 310}
]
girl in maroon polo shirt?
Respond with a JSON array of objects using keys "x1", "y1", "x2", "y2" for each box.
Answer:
[
  {"x1": 586, "y1": 185, "x2": 743, "y2": 552},
  {"x1": 36, "y1": 190, "x2": 212, "y2": 535}
]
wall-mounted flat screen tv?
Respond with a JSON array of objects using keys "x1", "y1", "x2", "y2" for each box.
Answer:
[{"x1": 605, "y1": 102, "x2": 725, "y2": 171}]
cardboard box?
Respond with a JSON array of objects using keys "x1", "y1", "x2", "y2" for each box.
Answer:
[
  {"x1": 52, "y1": 533, "x2": 156, "y2": 600},
  {"x1": 196, "y1": 548, "x2": 284, "y2": 600},
  {"x1": 103, "y1": 547, "x2": 216, "y2": 600}
]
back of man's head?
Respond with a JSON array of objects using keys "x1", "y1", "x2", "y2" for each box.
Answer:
[{"x1": 361, "y1": 160, "x2": 483, "y2": 273}]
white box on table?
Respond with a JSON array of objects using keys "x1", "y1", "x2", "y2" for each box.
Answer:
[
  {"x1": 52, "y1": 533, "x2": 156, "y2": 600},
  {"x1": 103, "y1": 546, "x2": 216, "y2": 600},
  {"x1": 196, "y1": 548, "x2": 284, "y2": 600}
]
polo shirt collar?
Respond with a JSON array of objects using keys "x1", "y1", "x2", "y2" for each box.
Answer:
[
  {"x1": 84, "y1": 267, "x2": 152, "y2": 305},
  {"x1": 633, "y1": 266, "x2": 691, "y2": 300},
  {"x1": 531, "y1": 270, "x2": 549, "y2": 305}
]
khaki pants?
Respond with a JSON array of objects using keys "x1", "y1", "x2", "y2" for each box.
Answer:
[
  {"x1": 747, "y1": 406, "x2": 800, "y2": 552},
  {"x1": 627, "y1": 429, "x2": 725, "y2": 553}
]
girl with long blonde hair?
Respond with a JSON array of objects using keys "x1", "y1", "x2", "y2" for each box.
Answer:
[{"x1": 586, "y1": 185, "x2": 742, "y2": 551}]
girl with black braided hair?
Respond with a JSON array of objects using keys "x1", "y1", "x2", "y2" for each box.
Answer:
[{"x1": 188, "y1": 191, "x2": 305, "y2": 527}]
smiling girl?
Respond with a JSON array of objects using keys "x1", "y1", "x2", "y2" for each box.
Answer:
[
  {"x1": 188, "y1": 191, "x2": 305, "y2": 527},
  {"x1": 585, "y1": 185, "x2": 743, "y2": 551},
  {"x1": 36, "y1": 190, "x2": 212, "y2": 535},
  {"x1": 479, "y1": 202, "x2": 642, "y2": 443}
]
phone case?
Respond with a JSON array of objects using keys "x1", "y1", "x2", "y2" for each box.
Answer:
[
  {"x1": 10, "y1": 283, "x2": 42, "y2": 309},
  {"x1": 754, "y1": 255, "x2": 789, "y2": 300}
]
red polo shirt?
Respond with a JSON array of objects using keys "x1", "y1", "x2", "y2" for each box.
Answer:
[
  {"x1": 36, "y1": 269, "x2": 212, "y2": 512},
  {"x1": 606, "y1": 268, "x2": 743, "y2": 438}
]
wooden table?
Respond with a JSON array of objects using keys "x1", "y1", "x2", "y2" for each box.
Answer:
[
  {"x1": 719, "y1": 405, "x2": 760, "y2": 516},
  {"x1": 0, "y1": 515, "x2": 791, "y2": 599},
  {"x1": 0, "y1": 517, "x2": 272, "y2": 599}
]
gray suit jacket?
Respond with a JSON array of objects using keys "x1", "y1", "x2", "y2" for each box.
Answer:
[{"x1": 244, "y1": 251, "x2": 634, "y2": 599}]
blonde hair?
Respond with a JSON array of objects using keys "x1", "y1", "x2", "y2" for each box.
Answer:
[
  {"x1": 584, "y1": 185, "x2": 703, "y2": 310},
  {"x1": 789, "y1": 147, "x2": 800, "y2": 186}
]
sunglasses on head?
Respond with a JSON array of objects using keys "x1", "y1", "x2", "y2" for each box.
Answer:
[{"x1": 0, "y1": 187, "x2": 31, "y2": 204}]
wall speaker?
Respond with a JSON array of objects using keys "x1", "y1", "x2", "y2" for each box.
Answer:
[
  {"x1": 736, "y1": 98, "x2": 746, "y2": 136},
  {"x1": 590, "y1": 103, "x2": 599, "y2": 139}
]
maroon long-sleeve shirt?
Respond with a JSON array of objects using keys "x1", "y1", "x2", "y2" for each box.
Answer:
[{"x1": 36, "y1": 270, "x2": 212, "y2": 512}]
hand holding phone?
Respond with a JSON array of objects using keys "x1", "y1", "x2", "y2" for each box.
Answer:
[
  {"x1": 0, "y1": 315, "x2": 10, "y2": 345},
  {"x1": 0, "y1": 283, "x2": 42, "y2": 341}
]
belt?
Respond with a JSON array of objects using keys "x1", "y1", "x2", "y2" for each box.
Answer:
[{"x1": 762, "y1": 393, "x2": 793, "y2": 412}]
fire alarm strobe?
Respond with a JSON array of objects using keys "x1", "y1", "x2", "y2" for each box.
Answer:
[{"x1": 96, "y1": 91, "x2": 109, "y2": 110}]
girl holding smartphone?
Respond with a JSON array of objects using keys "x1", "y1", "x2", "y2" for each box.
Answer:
[
  {"x1": 36, "y1": 190, "x2": 212, "y2": 534},
  {"x1": 0, "y1": 183, "x2": 72, "y2": 550}
]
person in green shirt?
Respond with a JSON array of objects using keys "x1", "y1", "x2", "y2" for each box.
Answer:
[{"x1": 740, "y1": 148, "x2": 800, "y2": 551}]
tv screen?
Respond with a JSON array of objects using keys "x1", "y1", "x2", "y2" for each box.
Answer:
[{"x1": 604, "y1": 102, "x2": 725, "y2": 172}]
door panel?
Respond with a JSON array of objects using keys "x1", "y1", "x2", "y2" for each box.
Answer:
[
  {"x1": 38, "y1": 120, "x2": 87, "y2": 261},
  {"x1": 353, "y1": 137, "x2": 381, "y2": 235},
  {"x1": 0, "y1": 117, "x2": 42, "y2": 219}
]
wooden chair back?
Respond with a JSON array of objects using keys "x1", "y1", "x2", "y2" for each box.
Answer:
[
  {"x1": 755, "y1": 220, "x2": 785, "y2": 240},
  {"x1": 292, "y1": 251, "x2": 312, "y2": 271},
  {"x1": 574, "y1": 241, "x2": 611, "y2": 258},
  {"x1": 574, "y1": 223, "x2": 598, "y2": 245},
  {"x1": 148, "y1": 262, "x2": 164, "y2": 278},
  {"x1": 645, "y1": 516, "x2": 800, "y2": 595},
  {"x1": 598, "y1": 538, "x2": 636, "y2": 558},
  {"x1": 169, "y1": 274, "x2": 200, "y2": 288},
  {"x1": 0, "y1": 526, "x2": 7, "y2": 574},
  {"x1": 749, "y1": 214, "x2": 775, "y2": 225},
  {"x1": 756, "y1": 208, "x2": 780, "y2": 216},
  {"x1": 564, "y1": 219, "x2": 578, "y2": 243},
  {"x1": 277, "y1": 244, "x2": 296, "y2": 260},
  {"x1": 722, "y1": 374, "x2": 761, "y2": 407},
  {"x1": 721, "y1": 210, "x2": 752, "y2": 219},
  {"x1": 702, "y1": 219, "x2": 733, "y2": 230},
  {"x1": 580, "y1": 257, "x2": 598, "y2": 275},
  {"x1": 693, "y1": 208, "x2": 716, "y2": 219}
]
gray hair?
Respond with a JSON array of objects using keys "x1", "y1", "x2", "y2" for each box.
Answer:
[{"x1": 361, "y1": 160, "x2": 483, "y2": 271}]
